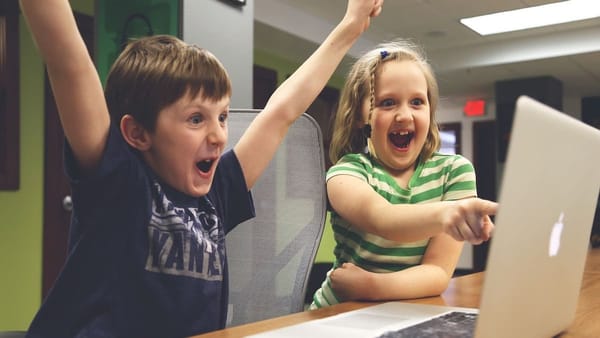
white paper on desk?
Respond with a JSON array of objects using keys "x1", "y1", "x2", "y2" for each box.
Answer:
[{"x1": 245, "y1": 302, "x2": 477, "y2": 338}]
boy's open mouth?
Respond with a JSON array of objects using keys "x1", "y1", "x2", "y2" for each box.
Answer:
[
  {"x1": 196, "y1": 160, "x2": 213, "y2": 173},
  {"x1": 389, "y1": 131, "x2": 414, "y2": 149}
]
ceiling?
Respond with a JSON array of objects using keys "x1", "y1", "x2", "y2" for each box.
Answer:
[{"x1": 254, "y1": 0, "x2": 600, "y2": 105}]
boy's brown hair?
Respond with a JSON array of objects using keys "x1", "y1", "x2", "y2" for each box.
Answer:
[{"x1": 105, "y1": 35, "x2": 232, "y2": 131}]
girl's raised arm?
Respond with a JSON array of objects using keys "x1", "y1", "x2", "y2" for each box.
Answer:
[{"x1": 234, "y1": 0, "x2": 384, "y2": 190}]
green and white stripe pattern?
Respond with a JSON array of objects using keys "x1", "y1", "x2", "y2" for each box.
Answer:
[{"x1": 310, "y1": 152, "x2": 477, "y2": 309}]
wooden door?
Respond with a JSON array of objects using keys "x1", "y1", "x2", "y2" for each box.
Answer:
[
  {"x1": 42, "y1": 12, "x2": 94, "y2": 298},
  {"x1": 306, "y1": 86, "x2": 339, "y2": 170}
]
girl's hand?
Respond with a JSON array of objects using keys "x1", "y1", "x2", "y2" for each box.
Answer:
[
  {"x1": 344, "y1": 0, "x2": 384, "y2": 34},
  {"x1": 442, "y1": 198, "x2": 497, "y2": 245},
  {"x1": 330, "y1": 262, "x2": 375, "y2": 301}
]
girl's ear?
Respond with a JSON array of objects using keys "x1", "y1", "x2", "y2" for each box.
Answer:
[{"x1": 120, "y1": 115, "x2": 151, "y2": 151}]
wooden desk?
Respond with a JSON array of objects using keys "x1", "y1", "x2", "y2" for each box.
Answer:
[{"x1": 194, "y1": 249, "x2": 600, "y2": 338}]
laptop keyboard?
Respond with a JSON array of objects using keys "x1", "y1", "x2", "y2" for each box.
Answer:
[{"x1": 377, "y1": 311, "x2": 477, "y2": 338}]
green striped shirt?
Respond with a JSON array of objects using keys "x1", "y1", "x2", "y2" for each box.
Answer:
[{"x1": 310, "y1": 152, "x2": 477, "y2": 309}]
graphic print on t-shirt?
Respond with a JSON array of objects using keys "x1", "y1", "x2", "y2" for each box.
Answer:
[{"x1": 145, "y1": 183, "x2": 224, "y2": 281}]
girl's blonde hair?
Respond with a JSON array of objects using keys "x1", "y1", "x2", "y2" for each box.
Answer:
[{"x1": 329, "y1": 39, "x2": 440, "y2": 165}]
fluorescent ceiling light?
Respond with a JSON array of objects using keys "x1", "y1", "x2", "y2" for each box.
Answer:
[{"x1": 460, "y1": 0, "x2": 600, "y2": 35}]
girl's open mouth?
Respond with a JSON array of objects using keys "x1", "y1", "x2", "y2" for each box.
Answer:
[{"x1": 389, "y1": 131, "x2": 414, "y2": 149}]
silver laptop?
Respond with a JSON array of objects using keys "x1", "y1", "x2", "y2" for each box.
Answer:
[{"x1": 247, "y1": 96, "x2": 600, "y2": 338}]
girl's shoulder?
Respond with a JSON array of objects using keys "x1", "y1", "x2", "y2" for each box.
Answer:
[
  {"x1": 334, "y1": 152, "x2": 373, "y2": 168},
  {"x1": 327, "y1": 153, "x2": 376, "y2": 181},
  {"x1": 421, "y1": 152, "x2": 474, "y2": 172},
  {"x1": 426, "y1": 152, "x2": 472, "y2": 165}
]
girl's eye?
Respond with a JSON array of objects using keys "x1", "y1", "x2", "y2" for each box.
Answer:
[
  {"x1": 410, "y1": 98, "x2": 425, "y2": 106},
  {"x1": 378, "y1": 98, "x2": 396, "y2": 108}
]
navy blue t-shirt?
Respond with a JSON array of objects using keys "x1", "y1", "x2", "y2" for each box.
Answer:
[{"x1": 27, "y1": 125, "x2": 255, "y2": 338}]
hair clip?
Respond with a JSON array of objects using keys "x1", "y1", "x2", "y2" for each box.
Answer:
[{"x1": 380, "y1": 50, "x2": 389, "y2": 59}]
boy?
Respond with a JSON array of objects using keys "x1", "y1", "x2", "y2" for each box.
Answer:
[{"x1": 20, "y1": 0, "x2": 383, "y2": 337}]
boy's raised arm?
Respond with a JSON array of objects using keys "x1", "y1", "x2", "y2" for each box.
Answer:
[
  {"x1": 20, "y1": 0, "x2": 110, "y2": 171},
  {"x1": 234, "y1": 0, "x2": 383, "y2": 190}
]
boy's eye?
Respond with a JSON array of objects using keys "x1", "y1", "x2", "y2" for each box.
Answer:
[
  {"x1": 190, "y1": 115, "x2": 203, "y2": 124},
  {"x1": 219, "y1": 112, "x2": 228, "y2": 123}
]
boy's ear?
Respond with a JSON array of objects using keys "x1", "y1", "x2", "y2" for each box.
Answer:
[{"x1": 120, "y1": 115, "x2": 151, "y2": 151}]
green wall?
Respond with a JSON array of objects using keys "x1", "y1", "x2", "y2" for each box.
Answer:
[{"x1": 0, "y1": 16, "x2": 44, "y2": 331}]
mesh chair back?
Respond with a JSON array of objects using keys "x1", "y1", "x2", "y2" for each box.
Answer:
[
  {"x1": 0, "y1": 332, "x2": 26, "y2": 338},
  {"x1": 225, "y1": 110, "x2": 327, "y2": 327}
]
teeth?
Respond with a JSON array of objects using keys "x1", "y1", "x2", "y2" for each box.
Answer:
[{"x1": 389, "y1": 131, "x2": 413, "y2": 148}]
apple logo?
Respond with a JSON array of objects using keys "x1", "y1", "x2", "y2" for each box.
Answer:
[{"x1": 549, "y1": 212, "x2": 565, "y2": 257}]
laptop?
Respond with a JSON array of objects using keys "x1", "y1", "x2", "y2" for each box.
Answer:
[{"x1": 247, "y1": 96, "x2": 600, "y2": 338}]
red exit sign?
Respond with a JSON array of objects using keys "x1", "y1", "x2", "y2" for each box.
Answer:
[{"x1": 464, "y1": 100, "x2": 486, "y2": 117}]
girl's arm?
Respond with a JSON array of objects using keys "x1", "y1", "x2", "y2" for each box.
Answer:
[
  {"x1": 330, "y1": 233, "x2": 463, "y2": 301},
  {"x1": 234, "y1": 0, "x2": 383, "y2": 190},
  {"x1": 20, "y1": 0, "x2": 110, "y2": 172},
  {"x1": 327, "y1": 174, "x2": 497, "y2": 244}
]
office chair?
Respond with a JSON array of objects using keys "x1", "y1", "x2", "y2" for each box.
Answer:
[{"x1": 225, "y1": 110, "x2": 327, "y2": 327}]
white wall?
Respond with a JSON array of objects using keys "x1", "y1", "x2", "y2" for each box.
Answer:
[
  {"x1": 437, "y1": 98, "x2": 495, "y2": 269},
  {"x1": 182, "y1": 0, "x2": 254, "y2": 109}
]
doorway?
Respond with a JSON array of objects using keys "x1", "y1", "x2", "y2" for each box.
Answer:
[
  {"x1": 471, "y1": 120, "x2": 497, "y2": 271},
  {"x1": 42, "y1": 12, "x2": 94, "y2": 298}
]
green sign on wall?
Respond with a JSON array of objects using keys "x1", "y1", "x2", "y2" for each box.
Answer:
[{"x1": 96, "y1": 0, "x2": 181, "y2": 84}]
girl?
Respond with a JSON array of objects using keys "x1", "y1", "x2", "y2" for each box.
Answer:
[{"x1": 310, "y1": 40, "x2": 497, "y2": 308}]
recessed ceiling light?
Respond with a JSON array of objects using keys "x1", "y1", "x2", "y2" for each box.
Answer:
[{"x1": 460, "y1": 0, "x2": 600, "y2": 36}]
